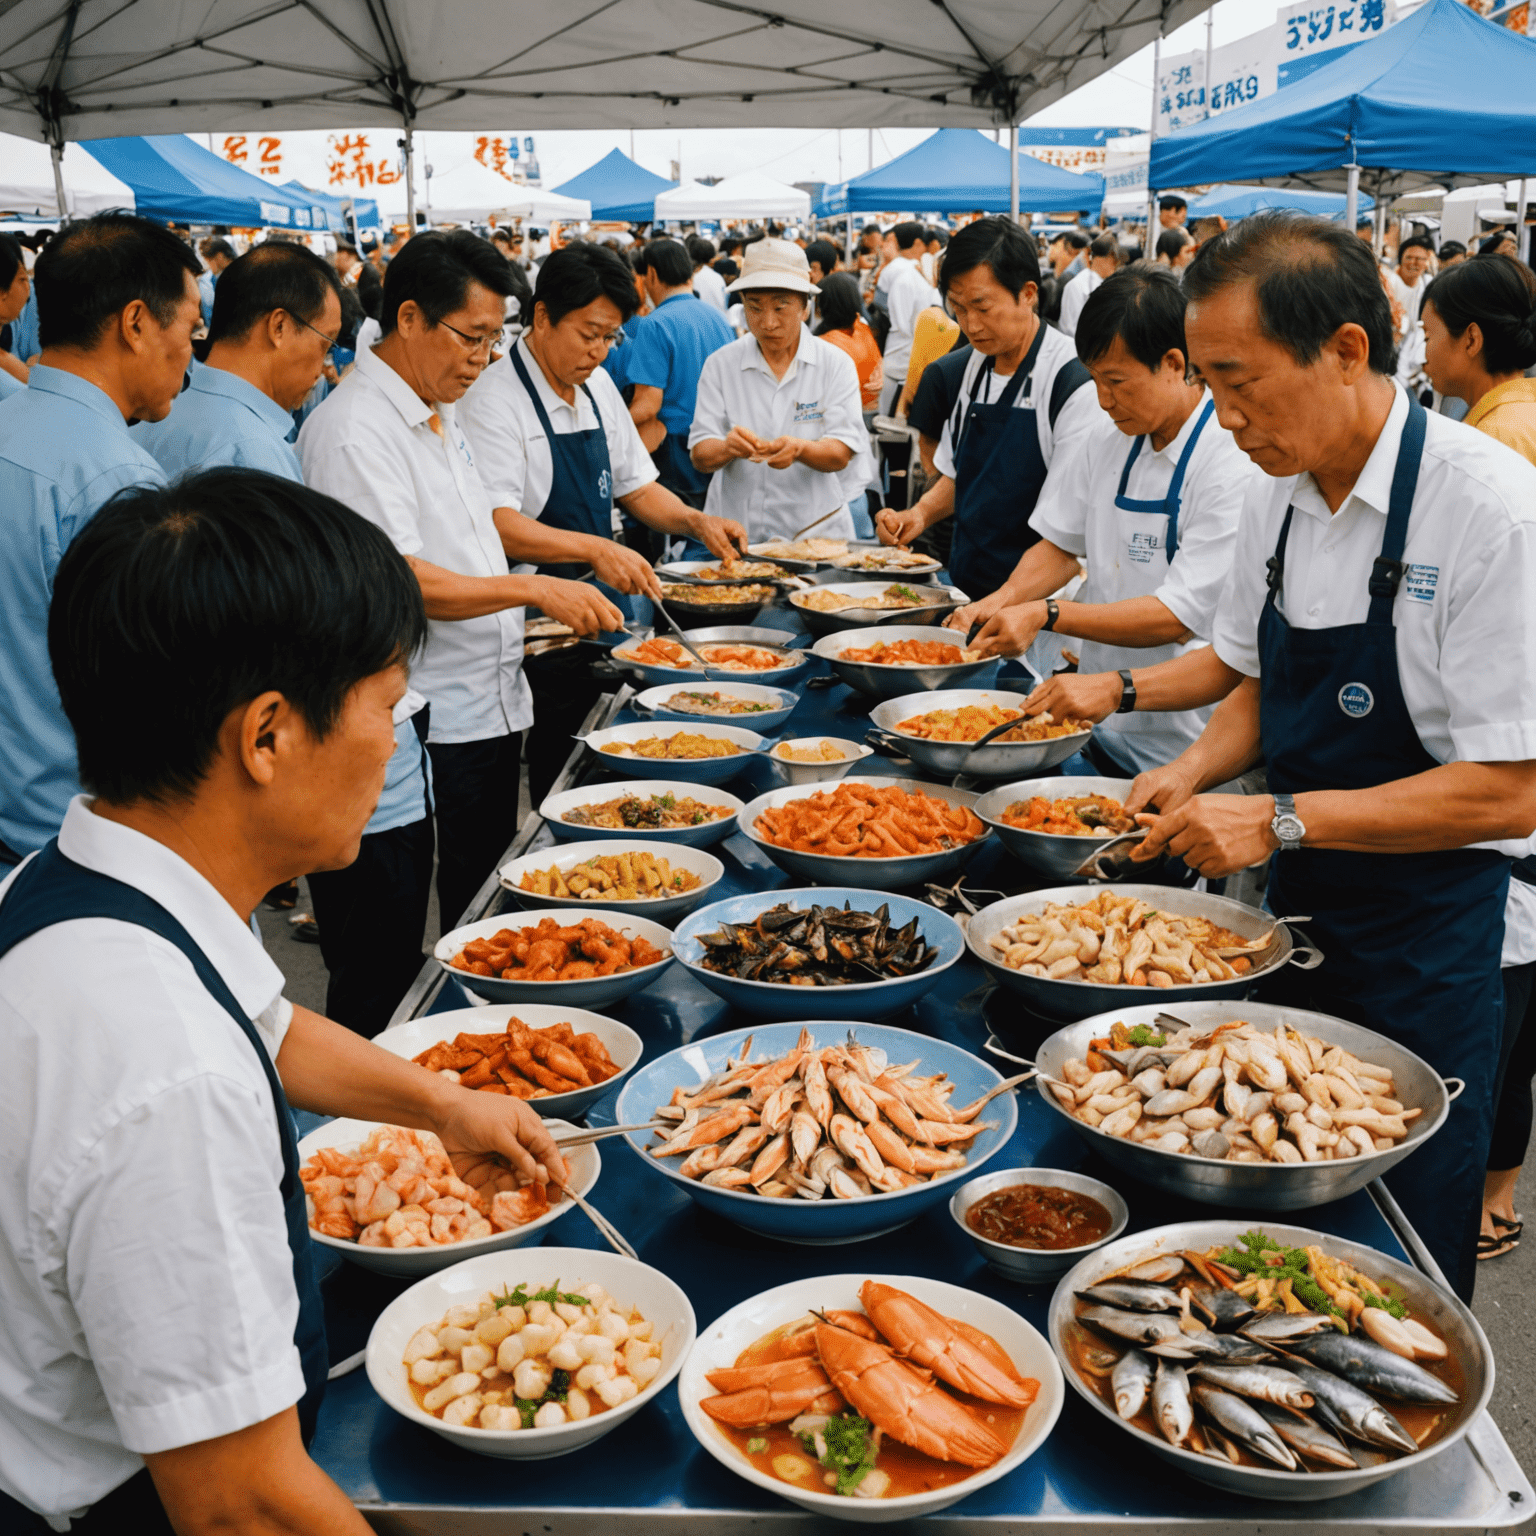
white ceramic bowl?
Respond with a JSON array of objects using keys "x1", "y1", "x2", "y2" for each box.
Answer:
[
  {"x1": 632, "y1": 680, "x2": 800, "y2": 733},
  {"x1": 789, "y1": 582, "x2": 969, "y2": 638},
  {"x1": 680, "y1": 1272, "x2": 1064, "y2": 1523},
  {"x1": 769, "y1": 736, "x2": 875, "y2": 786},
  {"x1": 367, "y1": 1247, "x2": 696, "y2": 1458},
  {"x1": 297, "y1": 1118, "x2": 599, "y2": 1277},
  {"x1": 498, "y1": 839, "x2": 726, "y2": 923},
  {"x1": 435, "y1": 910, "x2": 675, "y2": 1007},
  {"x1": 580, "y1": 720, "x2": 768, "y2": 785},
  {"x1": 538, "y1": 780, "x2": 744, "y2": 848},
  {"x1": 371, "y1": 1004, "x2": 643, "y2": 1122}
]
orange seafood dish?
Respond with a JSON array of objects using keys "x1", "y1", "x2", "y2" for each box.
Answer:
[
  {"x1": 838, "y1": 638, "x2": 981, "y2": 667},
  {"x1": 448, "y1": 916, "x2": 669, "y2": 981},
  {"x1": 895, "y1": 703, "x2": 1090, "y2": 744},
  {"x1": 617, "y1": 637, "x2": 790, "y2": 672},
  {"x1": 1000, "y1": 794, "x2": 1136, "y2": 837},
  {"x1": 701, "y1": 1280, "x2": 1039, "y2": 1499},
  {"x1": 754, "y1": 781, "x2": 984, "y2": 859},
  {"x1": 414, "y1": 1017, "x2": 622, "y2": 1099}
]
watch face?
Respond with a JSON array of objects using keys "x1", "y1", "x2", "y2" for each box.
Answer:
[{"x1": 1275, "y1": 814, "x2": 1305, "y2": 844}]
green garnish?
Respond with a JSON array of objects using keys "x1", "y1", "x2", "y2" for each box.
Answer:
[
  {"x1": 820, "y1": 1413, "x2": 878, "y2": 1496},
  {"x1": 890, "y1": 584, "x2": 921, "y2": 603},
  {"x1": 516, "y1": 1397, "x2": 539, "y2": 1429},
  {"x1": 1126, "y1": 1024, "x2": 1167, "y2": 1047},
  {"x1": 746, "y1": 1437, "x2": 768, "y2": 1455},
  {"x1": 548, "y1": 1367, "x2": 571, "y2": 1402},
  {"x1": 1217, "y1": 1231, "x2": 1338, "y2": 1316},
  {"x1": 1363, "y1": 1291, "x2": 1410, "y2": 1320},
  {"x1": 493, "y1": 1280, "x2": 591, "y2": 1311}
]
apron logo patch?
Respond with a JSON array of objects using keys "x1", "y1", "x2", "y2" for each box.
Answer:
[
  {"x1": 1338, "y1": 683, "x2": 1374, "y2": 718},
  {"x1": 1127, "y1": 530, "x2": 1160, "y2": 564},
  {"x1": 597, "y1": 469, "x2": 611, "y2": 501},
  {"x1": 1404, "y1": 563, "x2": 1439, "y2": 603}
]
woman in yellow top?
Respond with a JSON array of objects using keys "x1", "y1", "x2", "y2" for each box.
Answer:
[
  {"x1": 814, "y1": 273, "x2": 883, "y2": 411},
  {"x1": 1421, "y1": 253, "x2": 1536, "y2": 466}
]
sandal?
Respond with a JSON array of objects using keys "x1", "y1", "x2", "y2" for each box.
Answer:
[
  {"x1": 1477, "y1": 1233, "x2": 1519, "y2": 1261},
  {"x1": 1491, "y1": 1213, "x2": 1523, "y2": 1241}
]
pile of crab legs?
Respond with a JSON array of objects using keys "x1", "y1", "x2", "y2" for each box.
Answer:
[
  {"x1": 646, "y1": 1029, "x2": 1027, "y2": 1199},
  {"x1": 702, "y1": 1281, "x2": 1040, "y2": 1467}
]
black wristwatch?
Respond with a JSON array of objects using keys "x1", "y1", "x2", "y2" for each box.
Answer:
[
  {"x1": 1115, "y1": 669, "x2": 1137, "y2": 713},
  {"x1": 1042, "y1": 598, "x2": 1060, "y2": 632}
]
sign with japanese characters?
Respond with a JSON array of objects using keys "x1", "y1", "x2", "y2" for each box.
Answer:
[{"x1": 1277, "y1": 0, "x2": 1393, "y2": 59}]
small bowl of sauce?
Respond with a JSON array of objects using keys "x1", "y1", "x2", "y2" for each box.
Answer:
[{"x1": 950, "y1": 1168, "x2": 1128, "y2": 1284}]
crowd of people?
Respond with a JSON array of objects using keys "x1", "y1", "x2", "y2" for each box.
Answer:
[{"x1": 1, "y1": 188, "x2": 1536, "y2": 1531}]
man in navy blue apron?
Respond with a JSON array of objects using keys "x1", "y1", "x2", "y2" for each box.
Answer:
[
  {"x1": 874, "y1": 217, "x2": 1098, "y2": 607},
  {"x1": 1126, "y1": 212, "x2": 1536, "y2": 1300},
  {"x1": 0, "y1": 470, "x2": 566, "y2": 1532}
]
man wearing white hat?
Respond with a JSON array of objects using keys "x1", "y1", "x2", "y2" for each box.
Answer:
[{"x1": 689, "y1": 238, "x2": 873, "y2": 545}]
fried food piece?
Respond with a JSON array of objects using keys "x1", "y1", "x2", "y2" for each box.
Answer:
[
  {"x1": 447, "y1": 918, "x2": 669, "y2": 984},
  {"x1": 895, "y1": 703, "x2": 1090, "y2": 744},
  {"x1": 519, "y1": 850, "x2": 702, "y2": 900},
  {"x1": 839, "y1": 638, "x2": 979, "y2": 666},
  {"x1": 413, "y1": 1014, "x2": 628, "y2": 1100},
  {"x1": 599, "y1": 733, "x2": 740, "y2": 760}
]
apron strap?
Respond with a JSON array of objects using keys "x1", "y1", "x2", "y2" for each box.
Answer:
[
  {"x1": 1368, "y1": 393, "x2": 1427, "y2": 625},
  {"x1": 509, "y1": 343, "x2": 558, "y2": 443},
  {"x1": 1265, "y1": 504, "x2": 1298, "y2": 602},
  {"x1": 1112, "y1": 396, "x2": 1216, "y2": 562},
  {"x1": 952, "y1": 321, "x2": 1045, "y2": 449}
]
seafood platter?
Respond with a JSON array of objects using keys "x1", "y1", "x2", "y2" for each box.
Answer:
[
  {"x1": 973, "y1": 776, "x2": 1139, "y2": 878},
  {"x1": 498, "y1": 839, "x2": 724, "y2": 922},
  {"x1": 681, "y1": 1274, "x2": 1063, "y2": 1520},
  {"x1": 812, "y1": 625, "x2": 1000, "y2": 698},
  {"x1": 866, "y1": 691, "x2": 1091, "y2": 779},
  {"x1": 1050, "y1": 1221, "x2": 1493, "y2": 1500},
  {"x1": 614, "y1": 1023, "x2": 1019, "y2": 1243},
  {"x1": 631, "y1": 681, "x2": 800, "y2": 733},
  {"x1": 538, "y1": 781, "x2": 744, "y2": 848},
  {"x1": 609, "y1": 628, "x2": 809, "y2": 688},
  {"x1": 790, "y1": 582, "x2": 970, "y2": 638}
]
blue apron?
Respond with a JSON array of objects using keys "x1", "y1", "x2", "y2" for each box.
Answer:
[
  {"x1": 946, "y1": 325, "x2": 1049, "y2": 602},
  {"x1": 1112, "y1": 396, "x2": 1215, "y2": 561},
  {"x1": 0, "y1": 843, "x2": 330, "y2": 1439},
  {"x1": 1255, "y1": 396, "x2": 1508, "y2": 1300}
]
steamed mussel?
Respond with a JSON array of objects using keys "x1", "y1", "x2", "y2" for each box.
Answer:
[{"x1": 695, "y1": 901, "x2": 936, "y2": 987}]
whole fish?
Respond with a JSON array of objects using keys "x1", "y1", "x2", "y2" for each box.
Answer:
[
  {"x1": 1188, "y1": 1284, "x2": 1255, "y2": 1330},
  {"x1": 1153, "y1": 1359, "x2": 1193, "y2": 1446},
  {"x1": 1251, "y1": 1400, "x2": 1360, "y2": 1469},
  {"x1": 1284, "y1": 1330, "x2": 1459, "y2": 1405},
  {"x1": 1112, "y1": 1349, "x2": 1156, "y2": 1420},
  {"x1": 1076, "y1": 1282, "x2": 1185, "y2": 1314},
  {"x1": 1119, "y1": 1254, "x2": 1187, "y2": 1284},
  {"x1": 1238, "y1": 1310, "x2": 1333, "y2": 1343},
  {"x1": 1279, "y1": 1361, "x2": 1418, "y2": 1454},
  {"x1": 1078, "y1": 1306, "x2": 1193, "y2": 1349},
  {"x1": 1191, "y1": 1383, "x2": 1299, "y2": 1470},
  {"x1": 1148, "y1": 1329, "x2": 1275, "y2": 1364},
  {"x1": 1190, "y1": 1361, "x2": 1315, "y2": 1410}
]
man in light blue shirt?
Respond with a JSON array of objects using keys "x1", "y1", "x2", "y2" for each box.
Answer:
[
  {"x1": 196, "y1": 238, "x2": 236, "y2": 328},
  {"x1": 136, "y1": 242, "x2": 343, "y2": 483},
  {"x1": 0, "y1": 213, "x2": 200, "y2": 862}
]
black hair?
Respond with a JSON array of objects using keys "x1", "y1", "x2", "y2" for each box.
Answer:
[
  {"x1": 637, "y1": 238, "x2": 693, "y2": 288},
  {"x1": 34, "y1": 212, "x2": 201, "y2": 351},
  {"x1": 939, "y1": 216, "x2": 1041, "y2": 301},
  {"x1": 804, "y1": 239, "x2": 839, "y2": 275},
  {"x1": 380, "y1": 228, "x2": 516, "y2": 336},
  {"x1": 1422, "y1": 253, "x2": 1536, "y2": 375},
  {"x1": 1088, "y1": 232, "x2": 1120, "y2": 260},
  {"x1": 892, "y1": 221, "x2": 926, "y2": 252},
  {"x1": 1052, "y1": 228, "x2": 1090, "y2": 251},
  {"x1": 489, "y1": 228, "x2": 515, "y2": 247},
  {"x1": 814, "y1": 272, "x2": 866, "y2": 334},
  {"x1": 1183, "y1": 208, "x2": 1396, "y2": 374},
  {"x1": 686, "y1": 235, "x2": 717, "y2": 266},
  {"x1": 1155, "y1": 228, "x2": 1192, "y2": 261},
  {"x1": 0, "y1": 232, "x2": 23, "y2": 291},
  {"x1": 1398, "y1": 234, "x2": 1434, "y2": 258},
  {"x1": 533, "y1": 241, "x2": 640, "y2": 327},
  {"x1": 929, "y1": 227, "x2": 950, "y2": 248},
  {"x1": 1479, "y1": 231, "x2": 1518, "y2": 257},
  {"x1": 1159, "y1": 194, "x2": 1189, "y2": 211},
  {"x1": 208, "y1": 242, "x2": 343, "y2": 345},
  {"x1": 1076, "y1": 264, "x2": 1189, "y2": 373},
  {"x1": 199, "y1": 237, "x2": 237, "y2": 264},
  {"x1": 1438, "y1": 240, "x2": 1467, "y2": 261},
  {"x1": 49, "y1": 469, "x2": 426, "y2": 808},
  {"x1": 335, "y1": 241, "x2": 359, "y2": 258}
]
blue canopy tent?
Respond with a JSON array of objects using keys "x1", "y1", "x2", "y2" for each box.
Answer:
[
  {"x1": 1186, "y1": 184, "x2": 1375, "y2": 221},
  {"x1": 816, "y1": 128, "x2": 1104, "y2": 217},
  {"x1": 80, "y1": 135, "x2": 329, "y2": 230},
  {"x1": 552, "y1": 149, "x2": 676, "y2": 222},
  {"x1": 284, "y1": 181, "x2": 381, "y2": 237},
  {"x1": 1150, "y1": 0, "x2": 1536, "y2": 222}
]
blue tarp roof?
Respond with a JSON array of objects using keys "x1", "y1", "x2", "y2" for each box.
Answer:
[
  {"x1": 816, "y1": 128, "x2": 1104, "y2": 217},
  {"x1": 81, "y1": 135, "x2": 330, "y2": 230},
  {"x1": 1017, "y1": 126, "x2": 1141, "y2": 147},
  {"x1": 284, "y1": 180, "x2": 381, "y2": 234},
  {"x1": 1151, "y1": 0, "x2": 1536, "y2": 192},
  {"x1": 552, "y1": 149, "x2": 676, "y2": 222},
  {"x1": 1186, "y1": 184, "x2": 1376, "y2": 221}
]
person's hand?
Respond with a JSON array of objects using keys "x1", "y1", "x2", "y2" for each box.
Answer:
[
  {"x1": 432, "y1": 1087, "x2": 570, "y2": 1197},
  {"x1": 1124, "y1": 760, "x2": 1202, "y2": 817},
  {"x1": 532, "y1": 575, "x2": 625, "y2": 637},
  {"x1": 968, "y1": 600, "x2": 1049, "y2": 659},
  {"x1": 876, "y1": 506, "x2": 925, "y2": 547},
  {"x1": 944, "y1": 591, "x2": 1006, "y2": 634},
  {"x1": 588, "y1": 539, "x2": 663, "y2": 600},
  {"x1": 1022, "y1": 669, "x2": 1124, "y2": 724},
  {"x1": 725, "y1": 425, "x2": 765, "y2": 462},
  {"x1": 688, "y1": 510, "x2": 750, "y2": 560},
  {"x1": 1131, "y1": 794, "x2": 1277, "y2": 878},
  {"x1": 756, "y1": 436, "x2": 803, "y2": 470}
]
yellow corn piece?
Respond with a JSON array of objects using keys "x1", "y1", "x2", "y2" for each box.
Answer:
[
  {"x1": 566, "y1": 872, "x2": 588, "y2": 896},
  {"x1": 617, "y1": 852, "x2": 635, "y2": 889}
]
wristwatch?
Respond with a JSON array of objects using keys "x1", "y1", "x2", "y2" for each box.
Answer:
[
  {"x1": 1271, "y1": 792, "x2": 1306, "y2": 852},
  {"x1": 1115, "y1": 669, "x2": 1137, "y2": 714},
  {"x1": 1042, "y1": 598, "x2": 1060, "y2": 632}
]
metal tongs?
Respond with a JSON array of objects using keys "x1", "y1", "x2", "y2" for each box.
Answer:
[{"x1": 1073, "y1": 829, "x2": 1151, "y2": 880}]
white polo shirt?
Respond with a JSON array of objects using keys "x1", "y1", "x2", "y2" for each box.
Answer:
[
  {"x1": 1032, "y1": 391, "x2": 1257, "y2": 770},
  {"x1": 1213, "y1": 384, "x2": 1536, "y2": 851},
  {"x1": 456, "y1": 338, "x2": 656, "y2": 522},
  {"x1": 693, "y1": 263, "x2": 728, "y2": 313},
  {"x1": 882, "y1": 262, "x2": 939, "y2": 383},
  {"x1": 298, "y1": 348, "x2": 532, "y2": 744},
  {"x1": 1057, "y1": 268, "x2": 1103, "y2": 339},
  {"x1": 0, "y1": 799, "x2": 301, "y2": 1522},
  {"x1": 689, "y1": 327, "x2": 872, "y2": 545}
]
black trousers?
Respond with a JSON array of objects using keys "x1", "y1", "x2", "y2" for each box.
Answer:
[
  {"x1": 1490, "y1": 959, "x2": 1536, "y2": 1170},
  {"x1": 425, "y1": 731, "x2": 522, "y2": 930},
  {"x1": 2, "y1": 1468, "x2": 174, "y2": 1534},
  {"x1": 525, "y1": 647, "x2": 603, "y2": 809}
]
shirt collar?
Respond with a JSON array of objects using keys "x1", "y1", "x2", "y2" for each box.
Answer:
[
  {"x1": 740, "y1": 326, "x2": 810, "y2": 382},
  {"x1": 191, "y1": 364, "x2": 296, "y2": 439},
  {"x1": 513, "y1": 336, "x2": 588, "y2": 420},
  {"x1": 1290, "y1": 382, "x2": 1408, "y2": 523},
  {"x1": 1466, "y1": 375, "x2": 1536, "y2": 429},
  {"x1": 657, "y1": 292, "x2": 697, "y2": 309},
  {"x1": 24, "y1": 363, "x2": 132, "y2": 431},
  {"x1": 54, "y1": 797, "x2": 286, "y2": 1020},
  {"x1": 1150, "y1": 387, "x2": 1212, "y2": 462},
  {"x1": 355, "y1": 344, "x2": 436, "y2": 429}
]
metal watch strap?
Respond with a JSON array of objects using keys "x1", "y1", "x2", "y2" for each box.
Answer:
[
  {"x1": 1272, "y1": 791, "x2": 1305, "y2": 852},
  {"x1": 1115, "y1": 669, "x2": 1136, "y2": 713}
]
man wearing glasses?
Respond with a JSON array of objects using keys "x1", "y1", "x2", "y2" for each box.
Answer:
[
  {"x1": 298, "y1": 231, "x2": 623, "y2": 1035},
  {"x1": 136, "y1": 242, "x2": 343, "y2": 482},
  {"x1": 457, "y1": 241, "x2": 748, "y2": 805}
]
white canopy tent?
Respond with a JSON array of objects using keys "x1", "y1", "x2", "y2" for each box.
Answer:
[
  {"x1": 408, "y1": 142, "x2": 590, "y2": 223},
  {"x1": 0, "y1": 132, "x2": 134, "y2": 219},
  {"x1": 654, "y1": 172, "x2": 811, "y2": 224},
  {"x1": 0, "y1": 0, "x2": 1210, "y2": 223}
]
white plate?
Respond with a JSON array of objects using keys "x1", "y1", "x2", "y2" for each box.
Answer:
[
  {"x1": 367, "y1": 1247, "x2": 696, "y2": 1458},
  {"x1": 581, "y1": 720, "x2": 768, "y2": 785},
  {"x1": 680, "y1": 1273, "x2": 1064, "y2": 1523},
  {"x1": 499, "y1": 839, "x2": 725, "y2": 923},
  {"x1": 538, "y1": 780, "x2": 745, "y2": 848},
  {"x1": 298, "y1": 1118, "x2": 599, "y2": 1276},
  {"x1": 372, "y1": 1004, "x2": 643, "y2": 1121}
]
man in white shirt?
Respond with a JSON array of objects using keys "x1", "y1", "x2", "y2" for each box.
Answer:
[
  {"x1": 688, "y1": 235, "x2": 729, "y2": 312},
  {"x1": 1057, "y1": 232, "x2": 1123, "y2": 338},
  {"x1": 1122, "y1": 211, "x2": 1536, "y2": 1298},
  {"x1": 955, "y1": 265, "x2": 1255, "y2": 775},
  {"x1": 876, "y1": 221, "x2": 939, "y2": 414},
  {"x1": 0, "y1": 470, "x2": 563, "y2": 1534},
  {"x1": 1385, "y1": 235, "x2": 1433, "y2": 344},
  {"x1": 300, "y1": 231, "x2": 622, "y2": 1030},
  {"x1": 457, "y1": 241, "x2": 746, "y2": 803}
]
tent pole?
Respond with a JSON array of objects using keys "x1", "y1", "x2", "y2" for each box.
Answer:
[
  {"x1": 1204, "y1": 6, "x2": 1215, "y2": 121},
  {"x1": 403, "y1": 126, "x2": 417, "y2": 233},
  {"x1": 846, "y1": 210, "x2": 854, "y2": 265},
  {"x1": 1344, "y1": 160, "x2": 1360, "y2": 237},
  {"x1": 1518, "y1": 177, "x2": 1529, "y2": 264},
  {"x1": 50, "y1": 139, "x2": 68, "y2": 220},
  {"x1": 1009, "y1": 121, "x2": 1019, "y2": 224},
  {"x1": 1146, "y1": 34, "x2": 1162, "y2": 258}
]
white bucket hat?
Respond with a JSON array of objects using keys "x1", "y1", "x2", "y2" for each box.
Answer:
[{"x1": 725, "y1": 237, "x2": 817, "y2": 295}]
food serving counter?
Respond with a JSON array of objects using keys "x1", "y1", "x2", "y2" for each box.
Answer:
[{"x1": 311, "y1": 596, "x2": 1532, "y2": 1533}]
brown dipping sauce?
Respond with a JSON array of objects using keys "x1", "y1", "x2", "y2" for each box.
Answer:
[{"x1": 967, "y1": 1184, "x2": 1114, "y2": 1250}]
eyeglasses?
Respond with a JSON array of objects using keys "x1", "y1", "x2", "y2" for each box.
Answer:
[
  {"x1": 438, "y1": 318, "x2": 503, "y2": 359},
  {"x1": 282, "y1": 308, "x2": 342, "y2": 357}
]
